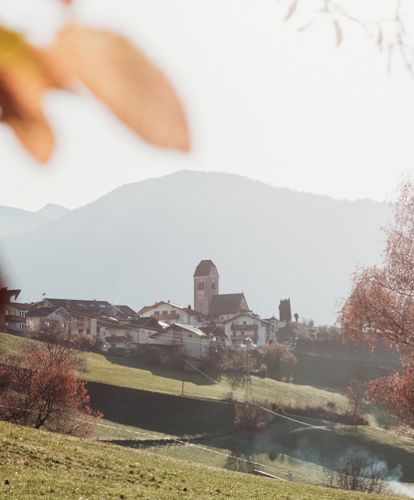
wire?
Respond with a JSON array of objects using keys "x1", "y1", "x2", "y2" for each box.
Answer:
[
  {"x1": 184, "y1": 359, "x2": 217, "y2": 383},
  {"x1": 0, "y1": 401, "x2": 319, "y2": 483},
  {"x1": 178, "y1": 359, "x2": 335, "y2": 432}
]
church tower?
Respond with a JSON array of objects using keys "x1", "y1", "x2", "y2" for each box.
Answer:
[{"x1": 193, "y1": 260, "x2": 219, "y2": 316}]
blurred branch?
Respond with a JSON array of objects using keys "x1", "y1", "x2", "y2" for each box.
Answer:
[{"x1": 288, "y1": 0, "x2": 414, "y2": 75}]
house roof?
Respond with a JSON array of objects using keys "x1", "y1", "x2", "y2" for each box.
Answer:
[
  {"x1": 114, "y1": 305, "x2": 139, "y2": 319},
  {"x1": 38, "y1": 298, "x2": 138, "y2": 321},
  {"x1": 6, "y1": 302, "x2": 30, "y2": 311},
  {"x1": 138, "y1": 301, "x2": 202, "y2": 318},
  {"x1": 0, "y1": 288, "x2": 20, "y2": 303},
  {"x1": 41, "y1": 298, "x2": 115, "y2": 316},
  {"x1": 129, "y1": 316, "x2": 162, "y2": 330},
  {"x1": 200, "y1": 325, "x2": 228, "y2": 338},
  {"x1": 168, "y1": 322, "x2": 210, "y2": 338},
  {"x1": 193, "y1": 259, "x2": 218, "y2": 277},
  {"x1": 26, "y1": 307, "x2": 57, "y2": 318},
  {"x1": 208, "y1": 293, "x2": 248, "y2": 318},
  {"x1": 222, "y1": 312, "x2": 270, "y2": 325}
]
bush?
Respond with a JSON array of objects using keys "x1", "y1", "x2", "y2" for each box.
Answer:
[
  {"x1": 255, "y1": 343, "x2": 297, "y2": 379},
  {"x1": 257, "y1": 363, "x2": 268, "y2": 378},
  {"x1": 326, "y1": 449, "x2": 389, "y2": 494},
  {"x1": 234, "y1": 401, "x2": 270, "y2": 431}
]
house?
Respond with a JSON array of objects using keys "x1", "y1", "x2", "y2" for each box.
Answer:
[
  {"x1": 34, "y1": 298, "x2": 121, "y2": 319},
  {"x1": 0, "y1": 288, "x2": 20, "y2": 330},
  {"x1": 223, "y1": 312, "x2": 276, "y2": 348},
  {"x1": 4, "y1": 302, "x2": 29, "y2": 333},
  {"x1": 149, "y1": 322, "x2": 211, "y2": 361},
  {"x1": 139, "y1": 301, "x2": 203, "y2": 327},
  {"x1": 128, "y1": 316, "x2": 165, "y2": 344}
]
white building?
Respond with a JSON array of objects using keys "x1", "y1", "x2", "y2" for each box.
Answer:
[
  {"x1": 149, "y1": 322, "x2": 211, "y2": 360},
  {"x1": 223, "y1": 312, "x2": 277, "y2": 348},
  {"x1": 138, "y1": 301, "x2": 203, "y2": 327}
]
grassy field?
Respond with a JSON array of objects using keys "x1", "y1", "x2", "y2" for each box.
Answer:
[
  {"x1": 0, "y1": 420, "x2": 400, "y2": 499},
  {"x1": 0, "y1": 331, "x2": 350, "y2": 412}
]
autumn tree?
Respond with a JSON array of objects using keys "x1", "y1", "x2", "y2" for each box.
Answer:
[
  {"x1": 0, "y1": 338, "x2": 100, "y2": 436},
  {"x1": 340, "y1": 180, "x2": 414, "y2": 426}
]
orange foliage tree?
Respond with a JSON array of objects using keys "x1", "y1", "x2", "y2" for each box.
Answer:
[
  {"x1": 0, "y1": 343, "x2": 100, "y2": 436},
  {"x1": 340, "y1": 180, "x2": 414, "y2": 426}
]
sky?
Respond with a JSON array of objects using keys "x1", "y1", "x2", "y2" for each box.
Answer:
[{"x1": 1, "y1": 0, "x2": 414, "y2": 211}]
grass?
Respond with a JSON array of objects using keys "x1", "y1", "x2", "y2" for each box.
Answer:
[
  {"x1": 83, "y1": 350, "x2": 350, "y2": 410},
  {"x1": 0, "y1": 420, "x2": 400, "y2": 499},
  {"x1": 0, "y1": 331, "x2": 350, "y2": 410}
]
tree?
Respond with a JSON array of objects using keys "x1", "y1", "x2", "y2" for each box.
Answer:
[
  {"x1": 256, "y1": 343, "x2": 297, "y2": 379},
  {"x1": 345, "y1": 379, "x2": 365, "y2": 423},
  {"x1": 325, "y1": 449, "x2": 389, "y2": 494},
  {"x1": 0, "y1": 337, "x2": 100, "y2": 436},
  {"x1": 340, "y1": 180, "x2": 414, "y2": 426},
  {"x1": 218, "y1": 349, "x2": 256, "y2": 390},
  {"x1": 284, "y1": 0, "x2": 413, "y2": 74}
]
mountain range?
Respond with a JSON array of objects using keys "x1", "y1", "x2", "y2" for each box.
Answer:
[{"x1": 0, "y1": 171, "x2": 391, "y2": 324}]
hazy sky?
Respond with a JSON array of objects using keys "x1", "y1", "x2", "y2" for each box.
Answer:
[{"x1": 1, "y1": 0, "x2": 414, "y2": 211}]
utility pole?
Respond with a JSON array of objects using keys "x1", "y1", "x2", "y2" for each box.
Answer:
[{"x1": 244, "y1": 337, "x2": 252, "y2": 403}]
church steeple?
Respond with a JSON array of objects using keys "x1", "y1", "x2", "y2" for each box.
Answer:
[{"x1": 193, "y1": 260, "x2": 219, "y2": 316}]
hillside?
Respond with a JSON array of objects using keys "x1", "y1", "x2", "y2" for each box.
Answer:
[
  {"x1": 2, "y1": 332, "x2": 413, "y2": 495},
  {"x1": 0, "y1": 332, "x2": 350, "y2": 415},
  {"x1": 0, "y1": 421, "x2": 400, "y2": 499},
  {"x1": 0, "y1": 171, "x2": 391, "y2": 323}
]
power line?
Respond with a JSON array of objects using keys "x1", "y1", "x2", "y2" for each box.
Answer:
[{"x1": 178, "y1": 357, "x2": 335, "y2": 432}]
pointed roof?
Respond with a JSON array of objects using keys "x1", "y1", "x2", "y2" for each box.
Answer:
[
  {"x1": 193, "y1": 259, "x2": 218, "y2": 277},
  {"x1": 208, "y1": 293, "x2": 248, "y2": 318}
]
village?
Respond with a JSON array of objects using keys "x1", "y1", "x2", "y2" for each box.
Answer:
[{"x1": 0, "y1": 260, "x2": 294, "y2": 362}]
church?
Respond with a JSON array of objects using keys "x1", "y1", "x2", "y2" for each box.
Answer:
[
  {"x1": 193, "y1": 259, "x2": 249, "y2": 322},
  {"x1": 139, "y1": 259, "x2": 279, "y2": 348}
]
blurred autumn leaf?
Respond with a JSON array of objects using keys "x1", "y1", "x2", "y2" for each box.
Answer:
[
  {"x1": 0, "y1": 27, "x2": 65, "y2": 163},
  {"x1": 0, "y1": 23, "x2": 190, "y2": 163},
  {"x1": 50, "y1": 25, "x2": 190, "y2": 152}
]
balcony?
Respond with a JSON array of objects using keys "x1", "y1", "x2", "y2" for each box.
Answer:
[
  {"x1": 158, "y1": 312, "x2": 180, "y2": 321},
  {"x1": 231, "y1": 323, "x2": 258, "y2": 332}
]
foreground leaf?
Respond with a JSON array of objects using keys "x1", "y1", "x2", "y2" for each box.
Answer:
[
  {"x1": 0, "y1": 27, "x2": 65, "y2": 162},
  {"x1": 52, "y1": 25, "x2": 190, "y2": 151}
]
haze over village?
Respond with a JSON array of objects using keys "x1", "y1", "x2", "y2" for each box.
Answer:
[{"x1": 3, "y1": 1, "x2": 414, "y2": 499}]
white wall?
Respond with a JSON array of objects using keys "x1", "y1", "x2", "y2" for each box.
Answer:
[{"x1": 141, "y1": 303, "x2": 199, "y2": 326}]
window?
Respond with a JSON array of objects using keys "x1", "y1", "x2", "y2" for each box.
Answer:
[
  {"x1": 211, "y1": 281, "x2": 216, "y2": 290},
  {"x1": 198, "y1": 281, "x2": 204, "y2": 290},
  {"x1": 154, "y1": 311, "x2": 159, "y2": 316}
]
